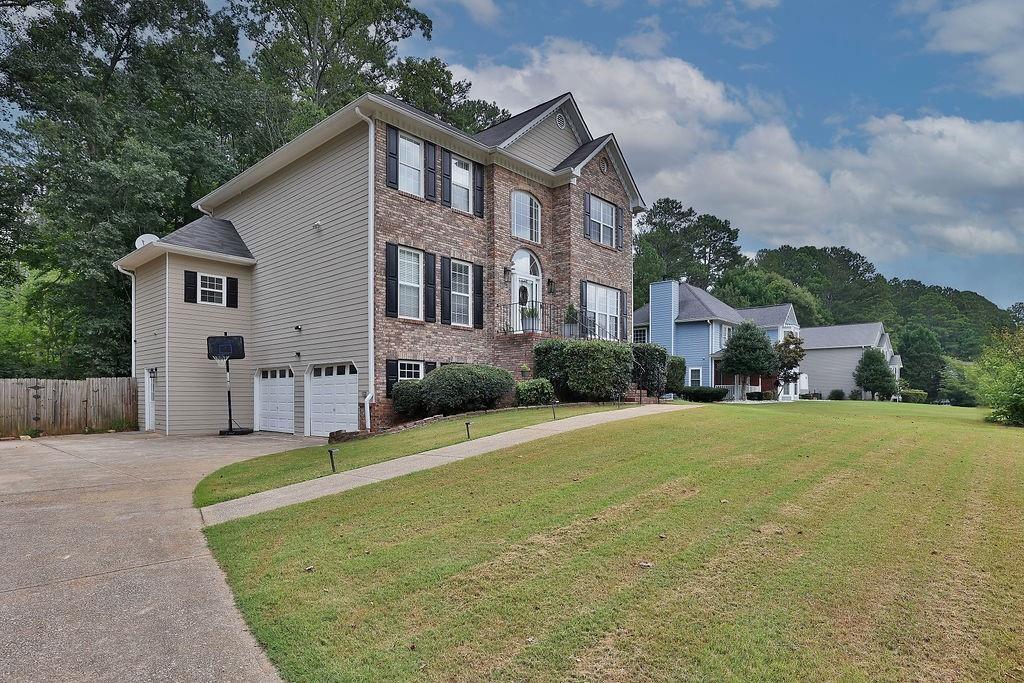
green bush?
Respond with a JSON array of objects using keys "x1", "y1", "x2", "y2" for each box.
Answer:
[
  {"x1": 632, "y1": 343, "x2": 668, "y2": 396},
  {"x1": 678, "y1": 386, "x2": 729, "y2": 402},
  {"x1": 799, "y1": 393, "x2": 815, "y2": 400},
  {"x1": 828, "y1": 389, "x2": 846, "y2": 401},
  {"x1": 665, "y1": 356, "x2": 687, "y2": 395},
  {"x1": 516, "y1": 378, "x2": 555, "y2": 406},
  {"x1": 762, "y1": 390, "x2": 775, "y2": 401},
  {"x1": 392, "y1": 379, "x2": 424, "y2": 418},
  {"x1": 900, "y1": 388, "x2": 928, "y2": 403},
  {"x1": 975, "y1": 330, "x2": 1024, "y2": 426},
  {"x1": 849, "y1": 388, "x2": 863, "y2": 400},
  {"x1": 418, "y1": 364, "x2": 515, "y2": 416},
  {"x1": 534, "y1": 339, "x2": 632, "y2": 401},
  {"x1": 533, "y1": 339, "x2": 570, "y2": 397},
  {"x1": 746, "y1": 391, "x2": 764, "y2": 401}
]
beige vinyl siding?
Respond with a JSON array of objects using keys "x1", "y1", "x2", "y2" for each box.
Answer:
[
  {"x1": 165, "y1": 254, "x2": 254, "y2": 434},
  {"x1": 134, "y1": 256, "x2": 167, "y2": 431},
  {"x1": 506, "y1": 108, "x2": 581, "y2": 170},
  {"x1": 802, "y1": 347, "x2": 868, "y2": 398},
  {"x1": 213, "y1": 122, "x2": 370, "y2": 433}
]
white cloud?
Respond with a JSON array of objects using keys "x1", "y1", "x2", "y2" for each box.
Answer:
[
  {"x1": 617, "y1": 15, "x2": 670, "y2": 57},
  {"x1": 456, "y1": 39, "x2": 1024, "y2": 259},
  {"x1": 418, "y1": 0, "x2": 501, "y2": 26}
]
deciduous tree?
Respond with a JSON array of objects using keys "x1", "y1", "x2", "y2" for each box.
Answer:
[
  {"x1": 854, "y1": 348, "x2": 897, "y2": 400},
  {"x1": 719, "y1": 320, "x2": 779, "y2": 399}
]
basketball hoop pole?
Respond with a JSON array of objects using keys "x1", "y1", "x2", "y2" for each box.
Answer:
[{"x1": 225, "y1": 357, "x2": 233, "y2": 434}]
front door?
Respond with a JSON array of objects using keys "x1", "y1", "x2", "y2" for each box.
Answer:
[
  {"x1": 143, "y1": 369, "x2": 156, "y2": 431},
  {"x1": 511, "y1": 273, "x2": 540, "y2": 333}
]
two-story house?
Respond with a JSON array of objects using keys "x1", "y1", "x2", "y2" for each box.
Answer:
[
  {"x1": 800, "y1": 323, "x2": 903, "y2": 398},
  {"x1": 113, "y1": 92, "x2": 645, "y2": 435},
  {"x1": 733, "y1": 304, "x2": 804, "y2": 400}
]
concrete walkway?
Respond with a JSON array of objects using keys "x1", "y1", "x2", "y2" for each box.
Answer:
[{"x1": 201, "y1": 402, "x2": 698, "y2": 526}]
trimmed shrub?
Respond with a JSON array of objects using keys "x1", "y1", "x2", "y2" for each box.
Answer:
[
  {"x1": 746, "y1": 391, "x2": 764, "y2": 401},
  {"x1": 678, "y1": 386, "x2": 729, "y2": 402},
  {"x1": 901, "y1": 388, "x2": 928, "y2": 403},
  {"x1": 828, "y1": 389, "x2": 846, "y2": 401},
  {"x1": 533, "y1": 339, "x2": 570, "y2": 397},
  {"x1": 762, "y1": 390, "x2": 775, "y2": 401},
  {"x1": 799, "y1": 393, "x2": 815, "y2": 400},
  {"x1": 632, "y1": 343, "x2": 668, "y2": 397},
  {"x1": 849, "y1": 388, "x2": 863, "y2": 400},
  {"x1": 392, "y1": 379, "x2": 424, "y2": 418},
  {"x1": 418, "y1": 363, "x2": 515, "y2": 416},
  {"x1": 665, "y1": 356, "x2": 687, "y2": 395},
  {"x1": 563, "y1": 340, "x2": 633, "y2": 401},
  {"x1": 516, "y1": 378, "x2": 555, "y2": 406}
]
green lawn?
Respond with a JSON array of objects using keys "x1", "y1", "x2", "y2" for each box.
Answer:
[
  {"x1": 194, "y1": 403, "x2": 628, "y2": 507},
  {"x1": 205, "y1": 402, "x2": 1024, "y2": 682}
]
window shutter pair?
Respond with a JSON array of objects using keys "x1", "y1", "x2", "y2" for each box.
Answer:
[
  {"x1": 424, "y1": 143, "x2": 437, "y2": 201},
  {"x1": 183, "y1": 270, "x2": 237, "y2": 308},
  {"x1": 386, "y1": 125, "x2": 399, "y2": 189},
  {"x1": 384, "y1": 243, "x2": 435, "y2": 322}
]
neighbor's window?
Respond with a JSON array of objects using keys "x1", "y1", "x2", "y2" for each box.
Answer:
[
  {"x1": 451, "y1": 259, "x2": 472, "y2": 326},
  {"x1": 591, "y1": 195, "x2": 616, "y2": 246},
  {"x1": 633, "y1": 327, "x2": 648, "y2": 344},
  {"x1": 586, "y1": 282, "x2": 620, "y2": 340},
  {"x1": 398, "y1": 133, "x2": 423, "y2": 196},
  {"x1": 722, "y1": 325, "x2": 732, "y2": 345},
  {"x1": 511, "y1": 191, "x2": 541, "y2": 242},
  {"x1": 398, "y1": 360, "x2": 423, "y2": 381},
  {"x1": 397, "y1": 246, "x2": 423, "y2": 319},
  {"x1": 688, "y1": 367, "x2": 702, "y2": 387},
  {"x1": 451, "y1": 156, "x2": 472, "y2": 213},
  {"x1": 199, "y1": 273, "x2": 225, "y2": 306}
]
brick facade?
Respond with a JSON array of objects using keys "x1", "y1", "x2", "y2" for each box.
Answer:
[{"x1": 370, "y1": 120, "x2": 635, "y2": 429}]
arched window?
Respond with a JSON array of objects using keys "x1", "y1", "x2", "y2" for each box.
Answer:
[
  {"x1": 511, "y1": 191, "x2": 541, "y2": 243},
  {"x1": 512, "y1": 248, "x2": 541, "y2": 278}
]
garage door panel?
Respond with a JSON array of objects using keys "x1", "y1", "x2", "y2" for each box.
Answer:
[
  {"x1": 258, "y1": 369, "x2": 294, "y2": 433},
  {"x1": 308, "y1": 364, "x2": 359, "y2": 437}
]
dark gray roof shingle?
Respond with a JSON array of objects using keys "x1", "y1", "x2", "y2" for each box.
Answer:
[
  {"x1": 160, "y1": 215, "x2": 253, "y2": 260},
  {"x1": 472, "y1": 92, "x2": 571, "y2": 146},
  {"x1": 736, "y1": 303, "x2": 795, "y2": 328},
  {"x1": 633, "y1": 303, "x2": 650, "y2": 326},
  {"x1": 553, "y1": 135, "x2": 612, "y2": 171},
  {"x1": 678, "y1": 283, "x2": 745, "y2": 324},
  {"x1": 800, "y1": 322, "x2": 884, "y2": 349}
]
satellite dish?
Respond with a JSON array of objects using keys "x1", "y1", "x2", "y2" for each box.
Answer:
[{"x1": 135, "y1": 234, "x2": 159, "y2": 249}]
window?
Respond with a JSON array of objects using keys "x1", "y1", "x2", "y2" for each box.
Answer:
[
  {"x1": 451, "y1": 156, "x2": 472, "y2": 213},
  {"x1": 450, "y1": 260, "x2": 472, "y2": 326},
  {"x1": 397, "y1": 247, "x2": 422, "y2": 319},
  {"x1": 633, "y1": 327, "x2": 648, "y2": 344},
  {"x1": 398, "y1": 133, "x2": 422, "y2": 196},
  {"x1": 199, "y1": 273, "x2": 225, "y2": 305},
  {"x1": 591, "y1": 195, "x2": 616, "y2": 246},
  {"x1": 689, "y1": 367, "x2": 702, "y2": 387},
  {"x1": 586, "y1": 282, "x2": 620, "y2": 340},
  {"x1": 722, "y1": 325, "x2": 732, "y2": 346},
  {"x1": 398, "y1": 360, "x2": 423, "y2": 381},
  {"x1": 511, "y1": 191, "x2": 541, "y2": 242}
]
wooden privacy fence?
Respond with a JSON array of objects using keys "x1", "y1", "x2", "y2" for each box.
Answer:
[{"x1": 0, "y1": 377, "x2": 137, "y2": 437}]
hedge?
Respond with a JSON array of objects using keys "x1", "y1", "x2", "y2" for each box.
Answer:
[
  {"x1": 418, "y1": 363, "x2": 515, "y2": 416},
  {"x1": 678, "y1": 386, "x2": 729, "y2": 402},
  {"x1": 901, "y1": 388, "x2": 928, "y2": 403},
  {"x1": 534, "y1": 339, "x2": 632, "y2": 401},
  {"x1": 533, "y1": 339, "x2": 570, "y2": 397},
  {"x1": 392, "y1": 379, "x2": 424, "y2": 418},
  {"x1": 828, "y1": 389, "x2": 846, "y2": 401},
  {"x1": 746, "y1": 390, "x2": 775, "y2": 401},
  {"x1": 666, "y1": 356, "x2": 687, "y2": 395},
  {"x1": 516, "y1": 378, "x2": 555, "y2": 406},
  {"x1": 849, "y1": 389, "x2": 863, "y2": 400},
  {"x1": 632, "y1": 343, "x2": 668, "y2": 397}
]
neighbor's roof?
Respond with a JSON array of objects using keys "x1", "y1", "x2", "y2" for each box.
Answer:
[
  {"x1": 633, "y1": 303, "x2": 650, "y2": 326},
  {"x1": 473, "y1": 92, "x2": 576, "y2": 146},
  {"x1": 113, "y1": 216, "x2": 255, "y2": 270},
  {"x1": 889, "y1": 354, "x2": 903, "y2": 369},
  {"x1": 801, "y1": 322, "x2": 884, "y2": 350},
  {"x1": 678, "y1": 283, "x2": 745, "y2": 324},
  {"x1": 736, "y1": 303, "x2": 795, "y2": 328}
]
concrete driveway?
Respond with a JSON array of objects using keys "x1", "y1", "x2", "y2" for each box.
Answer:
[{"x1": 0, "y1": 430, "x2": 322, "y2": 682}]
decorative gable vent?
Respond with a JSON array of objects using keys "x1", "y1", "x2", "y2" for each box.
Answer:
[
  {"x1": 555, "y1": 112, "x2": 567, "y2": 129},
  {"x1": 600, "y1": 158, "x2": 609, "y2": 174}
]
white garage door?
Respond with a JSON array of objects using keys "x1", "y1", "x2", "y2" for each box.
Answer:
[
  {"x1": 258, "y1": 368, "x2": 294, "y2": 433},
  {"x1": 308, "y1": 364, "x2": 359, "y2": 437}
]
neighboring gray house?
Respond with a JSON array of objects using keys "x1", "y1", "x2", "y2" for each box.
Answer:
[{"x1": 800, "y1": 322, "x2": 903, "y2": 398}]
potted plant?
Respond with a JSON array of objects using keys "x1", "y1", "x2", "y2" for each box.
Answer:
[
  {"x1": 562, "y1": 303, "x2": 579, "y2": 338},
  {"x1": 521, "y1": 305, "x2": 540, "y2": 333}
]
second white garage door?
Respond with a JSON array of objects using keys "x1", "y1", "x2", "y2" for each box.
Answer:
[
  {"x1": 308, "y1": 364, "x2": 359, "y2": 436},
  {"x1": 258, "y1": 368, "x2": 294, "y2": 433}
]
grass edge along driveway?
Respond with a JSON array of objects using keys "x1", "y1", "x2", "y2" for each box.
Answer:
[
  {"x1": 205, "y1": 402, "x2": 1024, "y2": 682},
  {"x1": 193, "y1": 403, "x2": 629, "y2": 507}
]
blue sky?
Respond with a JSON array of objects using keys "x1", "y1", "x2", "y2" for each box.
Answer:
[{"x1": 402, "y1": 0, "x2": 1024, "y2": 306}]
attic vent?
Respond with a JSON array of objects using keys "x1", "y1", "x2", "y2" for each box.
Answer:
[
  {"x1": 600, "y1": 158, "x2": 609, "y2": 174},
  {"x1": 555, "y1": 112, "x2": 567, "y2": 129}
]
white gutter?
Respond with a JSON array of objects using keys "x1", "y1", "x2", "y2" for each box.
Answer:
[
  {"x1": 355, "y1": 106, "x2": 376, "y2": 432},
  {"x1": 115, "y1": 264, "x2": 136, "y2": 378}
]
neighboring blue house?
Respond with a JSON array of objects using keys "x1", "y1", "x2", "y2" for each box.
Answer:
[
  {"x1": 633, "y1": 281, "x2": 804, "y2": 400},
  {"x1": 734, "y1": 304, "x2": 804, "y2": 399}
]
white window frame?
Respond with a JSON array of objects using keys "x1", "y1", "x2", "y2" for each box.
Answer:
[
  {"x1": 586, "y1": 282, "x2": 620, "y2": 341},
  {"x1": 398, "y1": 360, "x2": 424, "y2": 381},
  {"x1": 721, "y1": 325, "x2": 732, "y2": 347},
  {"x1": 451, "y1": 155, "x2": 473, "y2": 214},
  {"x1": 198, "y1": 272, "x2": 226, "y2": 306},
  {"x1": 397, "y1": 246, "x2": 423, "y2": 320},
  {"x1": 511, "y1": 190, "x2": 541, "y2": 243},
  {"x1": 633, "y1": 327, "x2": 648, "y2": 344},
  {"x1": 450, "y1": 259, "x2": 472, "y2": 327},
  {"x1": 688, "y1": 367, "x2": 702, "y2": 387},
  {"x1": 591, "y1": 195, "x2": 616, "y2": 247},
  {"x1": 398, "y1": 132, "x2": 423, "y2": 197}
]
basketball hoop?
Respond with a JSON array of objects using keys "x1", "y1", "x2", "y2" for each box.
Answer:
[
  {"x1": 206, "y1": 334, "x2": 252, "y2": 436},
  {"x1": 213, "y1": 354, "x2": 230, "y2": 369}
]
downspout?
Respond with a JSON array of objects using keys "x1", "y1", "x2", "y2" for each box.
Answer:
[
  {"x1": 355, "y1": 106, "x2": 376, "y2": 431},
  {"x1": 708, "y1": 320, "x2": 713, "y2": 388},
  {"x1": 115, "y1": 264, "x2": 136, "y2": 378}
]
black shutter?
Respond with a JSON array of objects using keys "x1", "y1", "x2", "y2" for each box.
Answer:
[
  {"x1": 579, "y1": 280, "x2": 589, "y2": 339},
  {"x1": 386, "y1": 126, "x2": 399, "y2": 189},
  {"x1": 472, "y1": 163, "x2": 484, "y2": 218},
  {"x1": 385, "y1": 359, "x2": 399, "y2": 397},
  {"x1": 583, "y1": 192, "x2": 592, "y2": 240},
  {"x1": 226, "y1": 277, "x2": 238, "y2": 308},
  {"x1": 184, "y1": 270, "x2": 197, "y2": 303},
  {"x1": 441, "y1": 149, "x2": 452, "y2": 207},
  {"x1": 423, "y1": 252, "x2": 436, "y2": 323},
  {"x1": 619, "y1": 289, "x2": 628, "y2": 341},
  {"x1": 472, "y1": 263, "x2": 484, "y2": 329},
  {"x1": 424, "y1": 143, "x2": 437, "y2": 201},
  {"x1": 615, "y1": 206, "x2": 624, "y2": 250},
  {"x1": 425, "y1": 361, "x2": 437, "y2": 374},
  {"x1": 440, "y1": 256, "x2": 452, "y2": 325},
  {"x1": 385, "y1": 243, "x2": 398, "y2": 318}
]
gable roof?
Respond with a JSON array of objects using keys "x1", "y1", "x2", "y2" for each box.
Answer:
[
  {"x1": 633, "y1": 303, "x2": 650, "y2": 326},
  {"x1": 801, "y1": 322, "x2": 885, "y2": 350},
  {"x1": 736, "y1": 303, "x2": 796, "y2": 328},
  {"x1": 678, "y1": 283, "x2": 745, "y2": 324},
  {"x1": 113, "y1": 216, "x2": 256, "y2": 270},
  {"x1": 553, "y1": 134, "x2": 612, "y2": 171},
  {"x1": 472, "y1": 93, "x2": 577, "y2": 146}
]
